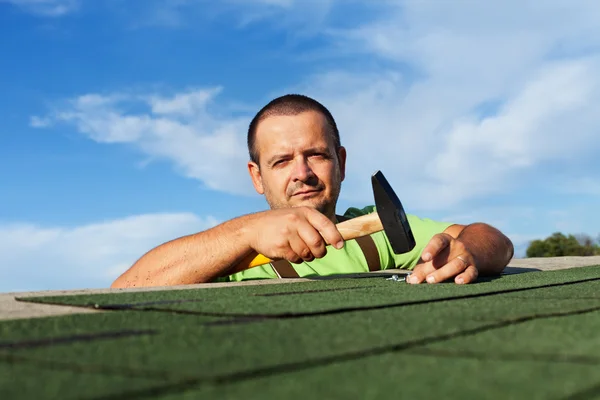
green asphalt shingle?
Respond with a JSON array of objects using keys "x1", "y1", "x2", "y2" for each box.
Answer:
[
  {"x1": 1, "y1": 265, "x2": 600, "y2": 399},
  {"x1": 18, "y1": 265, "x2": 600, "y2": 316}
]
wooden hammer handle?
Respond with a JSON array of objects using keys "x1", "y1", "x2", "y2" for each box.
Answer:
[
  {"x1": 223, "y1": 212, "x2": 382, "y2": 276},
  {"x1": 335, "y1": 212, "x2": 383, "y2": 241}
]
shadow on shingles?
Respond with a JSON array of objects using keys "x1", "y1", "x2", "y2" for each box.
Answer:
[
  {"x1": 503, "y1": 267, "x2": 542, "y2": 275},
  {"x1": 303, "y1": 267, "x2": 536, "y2": 283},
  {"x1": 252, "y1": 286, "x2": 373, "y2": 297},
  {"x1": 80, "y1": 286, "x2": 373, "y2": 310},
  {"x1": 561, "y1": 381, "x2": 600, "y2": 400},
  {"x1": 405, "y1": 347, "x2": 600, "y2": 366},
  {"x1": 470, "y1": 267, "x2": 541, "y2": 283},
  {"x1": 0, "y1": 329, "x2": 157, "y2": 350},
  {"x1": 304, "y1": 272, "x2": 409, "y2": 280}
]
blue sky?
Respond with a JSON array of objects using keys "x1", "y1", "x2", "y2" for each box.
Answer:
[{"x1": 1, "y1": 0, "x2": 600, "y2": 292}]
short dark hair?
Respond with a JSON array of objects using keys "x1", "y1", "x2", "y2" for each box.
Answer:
[{"x1": 247, "y1": 94, "x2": 341, "y2": 164}]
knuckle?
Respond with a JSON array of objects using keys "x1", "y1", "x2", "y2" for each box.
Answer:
[
  {"x1": 287, "y1": 252, "x2": 301, "y2": 263},
  {"x1": 313, "y1": 249, "x2": 326, "y2": 259},
  {"x1": 274, "y1": 238, "x2": 288, "y2": 250},
  {"x1": 308, "y1": 235, "x2": 324, "y2": 248},
  {"x1": 301, "y1": 247, "x2": 312, "y2": 259},
  {"x1": 278, "y1": 225, "x2": 291, "y2": 237},
  {"x1": 312, "y1": 245, "x2": 327, "y2": 258},
  {"x1": 286, "y1": 213, "x2": 300, "y2": 224}
]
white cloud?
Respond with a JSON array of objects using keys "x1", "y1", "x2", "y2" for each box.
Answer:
[
  {"x1": 33, "y1": 88, "x2": 256, "y2": 196},
  {"x1": 423, "y1": 58, "x2": 599, "y2": 206},
  {"x1": 3, "y1": 0, "x2": 79, "y2": 16},
  {"x1": 127, "y1": 0, "x2": 334, "y2": 30},
  {"x1": 231, "y1": 0, "x2": 335, "y2": 31},
  {"x1": 29, "y1": 115, "x2": 52, "y2": 128},
  {"x1": 293, "y1": 1, "x2": 600, "y2": 210},
  {"x1": 30, "y1": 1, "x2": 600, "y2": 214},
  {"x1": 0, "y1": 213, "x2": 219, "y2": 292},
  {"x1": 149, "y1": 88, "x2": 221, "y2": 116}
]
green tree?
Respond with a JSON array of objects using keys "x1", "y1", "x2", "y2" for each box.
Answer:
[
  {"x1": 575, "y1": 234, "x2": 599, "y2": 256},
  {"x1": 526, "y1": 232, "x2": 600, "y2": 257}
]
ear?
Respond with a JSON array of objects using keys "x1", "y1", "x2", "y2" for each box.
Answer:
[
  {"x1": 248, "y1": 161, "x2": 264, "y2": 194},
  {"x1": 337, "y1": 146, "x2": 347, "y2": 182}
]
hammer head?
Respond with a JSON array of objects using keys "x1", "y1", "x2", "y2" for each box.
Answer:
[{"x1": 372, "y1": 170, "x2": 416, "y2": 254}]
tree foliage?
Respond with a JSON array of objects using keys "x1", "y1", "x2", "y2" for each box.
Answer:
[{"x1": 526, "y1": 232, "x2": 600, "y2": 258}]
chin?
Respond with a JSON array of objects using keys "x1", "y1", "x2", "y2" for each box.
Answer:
[{"x1": 290, "y1": 198, "x2": 320, "y2": 209}]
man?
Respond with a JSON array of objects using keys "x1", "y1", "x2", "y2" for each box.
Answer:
[{"x1": 111, "y1": 94, "x2": 514, "y2": 288}]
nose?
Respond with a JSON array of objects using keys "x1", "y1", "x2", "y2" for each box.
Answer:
[{"x1": 291, "y1": 157, "x2": 314, "y2": 182}]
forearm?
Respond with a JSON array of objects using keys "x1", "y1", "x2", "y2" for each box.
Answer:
[
  {"x1": 458, "y1": 223, "x2": 514, "y2": 275},
  {"x1": 110, "y1": 215, "x2": 257, "y2": 288}
]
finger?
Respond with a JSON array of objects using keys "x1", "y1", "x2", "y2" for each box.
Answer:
[
  {"x1": 287, "y1": 232, "x2": 313, "y2": 263},
  {"x1": 296, "y1": 220, "x2": 327, "y2": 259},
  {"x1": 425, "y1": 256, "x2": 469, "y2": 284},
  {"x1": 421, "y1": 233, "x2": 452, "y2": 262},
  {"x1": 283, "y1": 226, "x2": 309, "y2": 263},
  {"x1": 455, "y1": 265, "x2": 479, "y2": 284},
  {"x1": 305, "y1": 208, "x2": 344, "y2": 249},
  {"x1": 406, "y1": 262, "x2": 435, "y2": 284}
]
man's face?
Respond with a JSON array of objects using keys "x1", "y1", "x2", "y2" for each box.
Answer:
[{"x1": 248, "y1": 110, "x2": 346, "y2": 219}]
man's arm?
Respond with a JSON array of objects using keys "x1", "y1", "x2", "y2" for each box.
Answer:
[
  {"x1": 408, "y1": 222, "x2": 514, "y2": 285},
  {"x1": 452, "y1": 223, "x2": 514, "y2": 275},
  {"x1": 111, "y1": 215, "x2": 255, "y2": 288},
  {"x1": 111, "y1": 207, "x2": 344, "y2": 288}
]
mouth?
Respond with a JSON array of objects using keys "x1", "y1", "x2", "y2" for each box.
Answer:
[{"x1": 292, "y1": 188, "x2": 322, "y2": 197}]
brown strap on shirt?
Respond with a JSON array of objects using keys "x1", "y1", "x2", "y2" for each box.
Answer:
[
  {"x1": 354, "y1": 235, "x2": 381, "y2": 272},
  {"x1": 270, "y1": 259, "x2": 300, "y2": 278},
  {"x1": 337, "y1": 214, "x2": 381, "y2": 272}
]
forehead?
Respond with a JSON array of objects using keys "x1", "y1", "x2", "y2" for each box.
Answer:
[{"x1": 254, "y1": 110, "x2": 333, "y2": 154}]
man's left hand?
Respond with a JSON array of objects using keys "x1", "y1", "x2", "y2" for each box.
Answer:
[{"x1": 407, "y1": 233, "x2": 478, "y2": 285}]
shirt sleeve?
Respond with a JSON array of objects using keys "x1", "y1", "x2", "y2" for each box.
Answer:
[{"x1": 221, "y1": 264, "x2": 278, "y2": 282}]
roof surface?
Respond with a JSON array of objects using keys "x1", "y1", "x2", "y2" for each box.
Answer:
[{"x1": 2, "y1": 256, "x2": 600, "y2": 399}]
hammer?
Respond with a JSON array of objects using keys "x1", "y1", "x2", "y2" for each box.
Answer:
[{"x1": 224, "y1": 170, "x2": 416, "y2": 276}]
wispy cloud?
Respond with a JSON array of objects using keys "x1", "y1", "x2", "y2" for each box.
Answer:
[
  {"x1": 2, "y1": 0, "x2": 79, "y2": 16},
  {"x1": 0, "y1": 213, "x2": 219, "y2": 292},
  {"x1": 30, "y1": 0, "x2": 600, "y2": 214},
  {"x1": 297, "y1": 1, "x2": 600, "y2": 210},
  {"x1": 424, "y1": 59, "x2": 599, "y2": 205},
  {"x1": 129, "y1": 0, "x2": 337, "y2": 32},
  {"x1": 32, "y1": 88, "x2": 256, "y2": 196},
  {"x1": 290, "y1": 60, "x2": 600, "y2": 211}
]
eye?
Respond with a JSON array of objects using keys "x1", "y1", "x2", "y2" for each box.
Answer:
[{"x1": 272, "y1": 159, "x2": 289, "y2": 167}]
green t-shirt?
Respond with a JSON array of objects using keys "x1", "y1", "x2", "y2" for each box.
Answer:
[{"x1": 219, "y1": 205, "x2": 453, "y2": 282}]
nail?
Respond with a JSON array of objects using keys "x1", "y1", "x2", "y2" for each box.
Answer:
[
  {"x1": 426, "y1": 275, "x2": 435, "y2": 284},
  {"x1": 456, "y1": 277, "x2": 464, "y2": 284},
  {"x1": 423, "y1": 252, "x2": 431, "y2": 260},
  {"x1": 335, "y1": 241, "x2": 344, "y2": 249}
]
